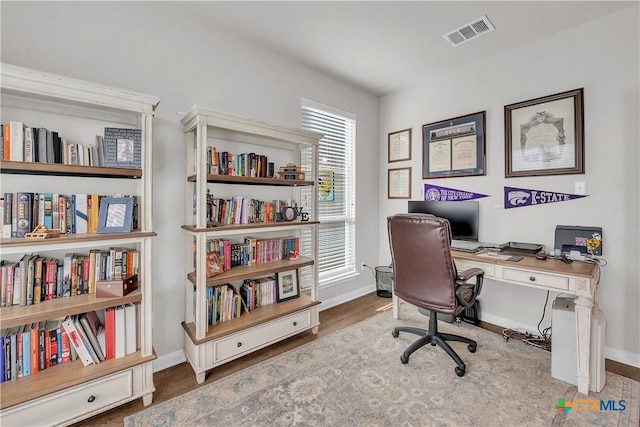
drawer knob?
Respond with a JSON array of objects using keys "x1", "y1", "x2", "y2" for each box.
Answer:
[
  {"x1": 529, "y1": 276, "x2": 536, "y2": 282},
  {"x1": 293, "y1": 321, "x2": 298, "y2": 326},
  {"x1": 237, "y1": 342, "x2": 242, "y2": 348},
  {"x1": 87, "y1": 395, "x2": 96, "y2": 403}
]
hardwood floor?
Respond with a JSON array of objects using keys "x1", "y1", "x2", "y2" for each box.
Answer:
[{"x1": 74, "y1": 292, "x2": 392, "y2": 426}]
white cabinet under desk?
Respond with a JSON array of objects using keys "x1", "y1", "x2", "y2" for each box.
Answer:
[{"x1": 392, "y1": 250, "x2": 602, "y2": 395}]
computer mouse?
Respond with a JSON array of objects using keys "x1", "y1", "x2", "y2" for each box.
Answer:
[{"x1": 535, "y1": 252, "x2": 547, "y2": 260}]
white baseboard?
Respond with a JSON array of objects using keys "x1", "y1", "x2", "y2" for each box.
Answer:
[
  {"x1": 318, "y1": 284, "x2": 376, "y2": 311},
  {"x1": 153, "y1": 349, "x2": 186, "y2": 373}
]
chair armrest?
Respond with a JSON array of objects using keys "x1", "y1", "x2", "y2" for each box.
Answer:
[{"x1": 455, "y1": 268, "x2": 484, "y2": 309}]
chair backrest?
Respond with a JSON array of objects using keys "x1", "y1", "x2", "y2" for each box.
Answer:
[{"x1": 387, "y1": 213, "x2": 459, "y2": 315}]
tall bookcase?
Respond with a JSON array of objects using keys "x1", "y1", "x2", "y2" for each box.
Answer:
[
  {"x1": 181, "y1": 106, "x2": 323, "y2": 383},
  {"x1": 0, "y1": 64, "x2": 158, "y2": 425}
]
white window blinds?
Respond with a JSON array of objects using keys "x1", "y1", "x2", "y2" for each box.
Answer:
[{"x1": 301, "y1": 99, "x2": 356, "y2": 283}]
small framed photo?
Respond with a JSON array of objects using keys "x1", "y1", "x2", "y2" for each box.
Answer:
[
  {"x1": 388, "y1": 128, "x2": 412, "y2": 162},
  {"x1": 505, "y1": 88, "x2": 584, "y2": 177},
  {"x1": 276, "y1": 269, "x2": 300, "y2": 302},
  {"x1": 97, "y1": 197, "x2": 134, "y2": 234}
]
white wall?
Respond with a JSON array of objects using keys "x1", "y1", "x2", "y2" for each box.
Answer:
[
  {"x1": 1, "y1": 2, "x2": 380, "y2": 370},
  {"x1": 379, "y1": 7, "x2": 639, "y2": 367}
]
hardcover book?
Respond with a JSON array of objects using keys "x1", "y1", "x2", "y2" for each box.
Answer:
[{"x1": 102, "y1": 127, "x2": 142, "y2": 169}]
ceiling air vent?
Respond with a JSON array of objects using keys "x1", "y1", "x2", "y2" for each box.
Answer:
[{"x1": 443, "y1": 15, "x2": 495, "y2": 47}]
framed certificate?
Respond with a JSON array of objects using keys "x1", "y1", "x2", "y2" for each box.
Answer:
[
  {"x1": 505, "y1": 88, "x2": 584, "y2": 177},
  {"x1": 388, "y1": 167, "x2": 411, "y2": 199},
  {"x1": 422, "y1": 111, "x2": 486, "y2": 179},
  {"x1": 388, "y1": 128, "x2": 411, "y2": 162}
]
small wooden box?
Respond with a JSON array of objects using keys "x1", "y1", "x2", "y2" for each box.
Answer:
[{"x1": 96, "y1": 274, "x2": 138, "y2": 298}]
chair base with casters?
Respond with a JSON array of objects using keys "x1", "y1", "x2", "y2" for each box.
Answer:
[{"x1": 392, "y1": 308, "x2": 477, "y2": 377}]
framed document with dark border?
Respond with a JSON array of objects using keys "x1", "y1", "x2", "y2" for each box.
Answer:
[
  {"x1": 505, "y1": 88, "x2": 584, "y2": 177},
  {"x1": 388, "y1": 167, "x2": 411, "y2": 199},
  {"x1": 422, "y1": 111, "x2": 486, "y2": 179},
  {"x1": 388, "y1": 128, "x2": 411, "y2": 162}
]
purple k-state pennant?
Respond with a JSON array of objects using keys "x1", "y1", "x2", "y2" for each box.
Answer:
[
  {"x1": 424, "y1": 184, "x2": 489, "y2": 201},
  {"x1": 504, "y1": 186, "x2": 587, "y2": 209}
]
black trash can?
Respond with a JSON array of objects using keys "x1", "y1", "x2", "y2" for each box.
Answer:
[{"x1": 375, "y1": 266, "x2": 393, "y2": 298}]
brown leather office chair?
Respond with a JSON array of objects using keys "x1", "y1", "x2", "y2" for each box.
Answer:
[{"x1": 387, "y1": 213, "x2": 484, "y2": 377}]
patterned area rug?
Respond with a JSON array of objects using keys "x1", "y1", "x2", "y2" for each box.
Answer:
[{"x1": 125, "y1": 304, "x2": 639, "y2": 426}]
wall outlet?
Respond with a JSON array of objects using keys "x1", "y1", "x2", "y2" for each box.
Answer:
[{"x1": 360, "y1": 262, "x2": 366, "y2": 272}]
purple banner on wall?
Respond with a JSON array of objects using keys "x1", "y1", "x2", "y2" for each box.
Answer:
[
  {"x1": 504, "y1": 186, "x2": 587, "y2": 209},
  {"x1": 423, "y1": 184, "x2": 489, "y2": 201}
]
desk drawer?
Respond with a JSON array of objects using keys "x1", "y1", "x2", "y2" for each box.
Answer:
[
  {"x1": 502, "y1": 268, "x2": 569, "y2": 290},
  {"x1": 455, "y1": 260, "x2": 495, "y2": 278}
]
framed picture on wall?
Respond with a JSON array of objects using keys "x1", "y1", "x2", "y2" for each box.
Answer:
[
  {"x1": 388, "y1": 128, "x2": 411, "y2": 162},
  {"x1": 388, "y1": 167, "x2": 411, "y2": 199},
  {"x1": 505, "y1": 88, "x2": 584, "y2": 177},
  {"x1": 422, "y1": 111, "x2": 486, "y2": 179}
]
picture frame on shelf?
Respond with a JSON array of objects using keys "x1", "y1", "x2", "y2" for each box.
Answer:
[
  {"x1": 388, "y1": 128, "x2": 411, "y2": 162},
  {"x1": 422, "y1": 111, "x2": 486, "y2": 179},
  {"x1": 388, "y1": 167, "x2": 411, "y2": 199},
  {"x1": 97, "y1": 197, "x2": 134, "y2": 233},
  {"x1": 505, "y1": 88, "x2": 584, "y2": 177},
  {"x1": 102, "y1": 127, "x2": 142, "y2": 169},
  {"x1": 276, "y1": 269, "x2": 300, "y2": 302}
]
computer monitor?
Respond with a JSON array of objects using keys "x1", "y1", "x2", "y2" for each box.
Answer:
[{"x1": 407, "y1": 200, "x2": 479, "y2": 242}]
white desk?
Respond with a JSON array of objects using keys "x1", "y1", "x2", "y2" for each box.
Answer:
[{"x1": 391, "y1": 251, "x2": 602, "y2": 395}]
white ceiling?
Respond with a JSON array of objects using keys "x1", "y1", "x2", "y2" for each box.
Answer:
[{"x1": 172, "y1": 1, "x2": 636, "y2": 97}]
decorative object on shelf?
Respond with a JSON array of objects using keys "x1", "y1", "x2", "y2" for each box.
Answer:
[
  {"x1": 278, "y1": 206, "x2": 298, "y2": 222},
  {"x1": 289, "y1": 250, "x2": 300, "y2": 260},
  {"x1": 96, "y1": 274, "x2": 138, "y2": 298},
  {"x1": 102, "y1": 127, "x2": 142, "y2": 169},
  {"x1": 422, "y1": 111, "x2": 486, "y2": 179},
  {"x1": 206, "y1": 250, "x2": 224, "y2": 277},
  {"x1": 97, "y1": 196, "x2": 134, "y2": 233},
  {"x1": 388, "y1": 167, "x2": 411, "y2": 199},
  {"x1": 275, "y1": 163, "x2": 305, "y2": 180},
  {"x1": 24, "y1": 224, "x2": 61, "y2": 240},
  {"x1": 295, "y1": 205, "x2": 309, "y2": 222},
  {"x1": 276, "y1": 269, "x2": 300, "y2": 302},
  {"x1": 388, "y1": 128, "x2": 412, "y2": 162},
  {"x1": 505, "y1": 88, "x2": 584, "y2": 178}
]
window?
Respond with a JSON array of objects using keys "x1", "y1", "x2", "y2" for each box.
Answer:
[{"x1": 301, "y1": 99, "x2": 356, "y2": 284}]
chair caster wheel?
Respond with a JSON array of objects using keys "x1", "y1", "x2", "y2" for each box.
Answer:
[
  {"x1": 455, "y1": 367, "x2": 465, "y2": 377},
  {"x1": 468, "y1": 344, "x2": 477, "y2": 353},
  {"x1": 400, "y1": 354, "x2": 409, "y2": 364},
  {"x1": 503, "y1": 335, "x2": 509, "y2": 342},
  {"x1": 392, "y1": 330, "x2": 399, "y2": 338}
]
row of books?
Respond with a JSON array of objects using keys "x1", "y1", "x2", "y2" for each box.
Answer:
[
  {"x1": 207, "y1": 195, "x2": 295, "y2": 226},
  {"x1": 0, "y1": 305, "x2": 137, "y2": 381},
  {"x1": 207, "y1": 147, "x2": 274, "y2": 178},
  {"x1": 203, "y1": 236, "x2": 299, "y2": 278},
  {"x1": 240, "y1": 277, "x2": 277, "y2": 312},
  {"x1": 0, "y1": 123, "x2": 141, "y2": 169},
  {"x1": 206, "y1": 284, "x2": 244, "y2": 326},
  {"x1": 1, "y1": 192, "x2": 137, "y2": 238},
  {"x1": 0, "y1": 248, "x2": 139, "y2": 308},
  {"x1": 1, "y1": 122, "x2": 99, "y2": 166}
]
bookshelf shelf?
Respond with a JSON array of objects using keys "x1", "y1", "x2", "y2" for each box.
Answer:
[
  {"x1": 181, "y1": 106, "x2": 323, "y2": 383},
  {"x1": 0, "y1": 160, "x2": 142, "y2": 178},
  {"x1": 187, "y1": 256, "x2": 315, "y2": 286},
  {"x1": 0, "y1": 63, "x2": 158, "y2": 424},
  {"x1": 182, "y1": 294, "x2": 320, "y2": 345}
]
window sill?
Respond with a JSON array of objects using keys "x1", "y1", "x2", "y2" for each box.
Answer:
[{"x1": 319, "y1": 271, "x2": 359, "y2": 288}]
